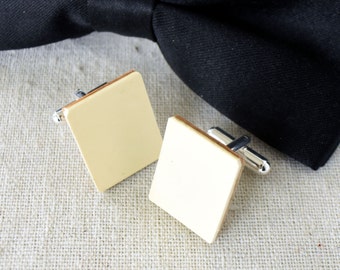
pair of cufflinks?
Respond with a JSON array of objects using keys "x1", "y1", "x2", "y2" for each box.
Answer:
[{"x1": 53, "y1": 71, "x2": 270, "y2": 243}]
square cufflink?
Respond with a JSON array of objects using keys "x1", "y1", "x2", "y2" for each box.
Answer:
[
  {"x1": 53, "y1": 71, "x2": 162, "y2": 192},
  {"x1": 149, "y1": 116, "x2": 270, "y2": 243}
]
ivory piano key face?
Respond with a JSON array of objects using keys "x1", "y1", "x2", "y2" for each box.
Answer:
[
  {"x1": 149, "y1": 116, "x2": 244, "y2": 243},
  {"x1": 57, "y1": 71, "x2": 163, "y2": 192}
]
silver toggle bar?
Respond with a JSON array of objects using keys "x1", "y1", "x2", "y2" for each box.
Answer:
[{"x1": 208, "y1": 128, "x2": 270, "y2": 175}]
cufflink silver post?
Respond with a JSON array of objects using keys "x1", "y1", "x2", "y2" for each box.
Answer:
[
  {"x1": 74, "y1": 89, "x2": 86, "y2": 98},
  {"x1": 208, "y1": 128, "x2": 270, "y2": 175},
  {"x1": 52, "y1": 84, "x2": 106, "y2": 124}
]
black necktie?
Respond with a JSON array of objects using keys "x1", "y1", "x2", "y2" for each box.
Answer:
[{"x1": 1, "y1": 0, "x2": 339, "y2": 170}]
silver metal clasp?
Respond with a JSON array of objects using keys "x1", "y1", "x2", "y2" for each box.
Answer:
[
  {"x1": 52, "y1": 82, "x2": 107, "y2": 124},
  {"x1": 208, "y1": 127, "x2": 270, "y2": 175}
]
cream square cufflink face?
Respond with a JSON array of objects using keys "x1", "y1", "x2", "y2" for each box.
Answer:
[
  {"x1": 149, "y1": 116, "x2": 244, "y2": 243},
  {"x1": 53, "y1": 71, "x2": 162, "y2": 192},
  {"x1": 149, "y1": 116, "x2": 270, "y2": 243}
]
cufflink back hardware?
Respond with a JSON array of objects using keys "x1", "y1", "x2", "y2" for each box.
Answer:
[
  {"x1": 149, "y1": 116, "x2": 270, "y2": 243},
  {"x1": 53, "y1": 71, "x2": 162, "y2": 192}
]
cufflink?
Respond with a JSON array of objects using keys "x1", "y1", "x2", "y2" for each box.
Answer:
[
  {"x1": 149, "y1": 116, "x2": 270, "y2": 243},
  {"x1": 53, "y1": 71, "x2": 162, "y2": 192}
]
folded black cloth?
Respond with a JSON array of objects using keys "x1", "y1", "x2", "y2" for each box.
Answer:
[{"x1": 1, "y1": 0, "x2": 339, "y2": 169}]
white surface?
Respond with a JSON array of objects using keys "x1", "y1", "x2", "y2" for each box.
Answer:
[
  {"x1": 149, "y1": 116, "x2": 244, "y2": 243},
  {"x1": 0, "y1": 32, "x2": 339, "y2": 269}
]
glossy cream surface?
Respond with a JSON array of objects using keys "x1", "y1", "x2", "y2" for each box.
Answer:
[
  {"x1": 64, "y1": 72, "x2": 162, "y2": 192},
  {"x1": 149, "y1": 116, "x2": 244, "y2": 243}
]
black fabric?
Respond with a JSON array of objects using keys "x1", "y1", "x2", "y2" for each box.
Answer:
[
  {"x1": 88, "y1": 0, "x2": 156, "y2": 40},
  {"x1": 0, "y1": 0, "x2": 92, "y2": 50},
  {"x1": 0, "y1": 0, "x2": 339, "y2": 169},
  {"x1": 152, "y1": 3, "x2": 340, "y2": 170}
]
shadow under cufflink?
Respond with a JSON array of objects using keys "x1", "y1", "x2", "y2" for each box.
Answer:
[
  {"x1": 53, "y1": 71, "x2": 163, "y2": 192},
  {"x1": 149, "y1": 115, "x2": 270, "y2": 243}
]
